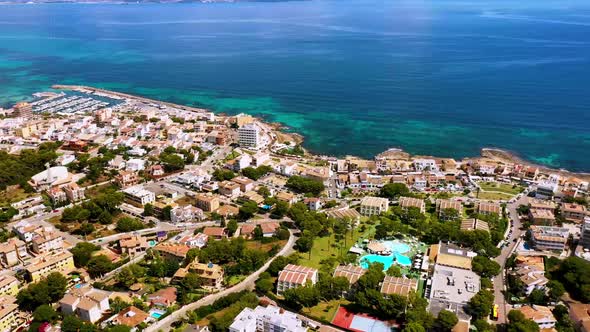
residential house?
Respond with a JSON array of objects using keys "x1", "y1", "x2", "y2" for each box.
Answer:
[
  {"x1": 0, "y1": 296, "x2": 18, "y2": 332},
  {"x1": 399, "y1": 196, "x2": 426, "y2": 213},
  {"x1": 380, "y1": 276, "x2": 418, "y2": 298},
  {"x1": 512, "y1": 256, "x2": 548, "y2": 295},
  {"x1": 122, "y1": 185, "x2": 156, "y2": 206},
  {"x1": 529, "y1": 226, "x2": 569, "y2": 251},
  {"x1": 232, "y1": 176, "x2": 255, "y2": 193},
  {"x1": 276, "y1": 192, "x2": 296, "y2": 206},
  {"x1": 106, "y1": 306, "x2": 149, "y2": 330},
  {"x1": 59, "y1": 286, "x2": 110, "y2": 323},
  {"x1": 0, "y1": 276, "x2": 19, "y2": 297},
  {"x1": 238, "y1": 224, "x2": 257, "y2": 240},
  {"x1": 63, "y1": 183, "x2": 85, "y2": 202},
  {"x1": 31, "y1": 230, "x2": 63, "y2": 254},
  {"x1": 25, "y1": 250, "x2": 75, "y2": 282},
  {"x1": 435, "y1": 199, "x2": 462, "y2": 220},
  {"x1": 175, "y1": 233, "x2": 208, "y2": 249},
  {"x1": 229, "y1": 305, "x2": 307, "y2": 332},
  {"x1": 277, "y1": 264, "x2": 319, "y2": 294},
  {"x1": 260, "y1": 222, "x2": 280, "y2": 238},
  {"x1": 217, "y1": 205, "x2": 239, "y2": 218},
  {"x1": 119, "y1": 235, "x2": 149, "y2": 256},
  {"x1": 174, "y1": 261, "x2": 224, "y2": 290},
  {"x1": 460, "y1": 218, "x2": 490, "y2": 232},
  {"x1": 0, "y1": 238, "x2": 27, "y2": 267},
  {"x1": 154, "y1": 243, "x2": 191, "y2": 263},
  {"x1": 359, "y1": 196, "x2": 389, "y2": 216},
  {"x1": 518, "y1": 305, "x2": 556, "y2": 329},
  {"x1": 171, "y1": 205, "x2": 204, "y2": 223},
  {"x1": 115, "y1": 170, "x2": 140, "y2": 188},
  {"x1": 203, "y1": 227, "x2": 226, "y2": 240},
  {"x1": 147, "y1": 287, "x2": 177, "y2": 308},
  {"x1": 561, "y1": 203, "x2": 587, "y2": 223},
  {"x1": 333, "y1": 264, "x2": 366, "y2": 286},
  {"x1": 47, "y1": 187, "x2": 67, "y2": 205},
  {"x1": 304, "y1": 198, "x2": 322, "y2": 211},
  {"x1": 125, "y1": 158, "x2": 145, "y2": 172},
  {"x1": 476, "y1": 202, "x2": 501, "y2": 216},
  {"x1": 195, "y1": 194, "x2": 220, "y2": 212},
  {"x1": 219, "y1": 181, "x2": 241, "y2": 198}
]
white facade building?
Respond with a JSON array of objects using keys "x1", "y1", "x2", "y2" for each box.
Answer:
[
  {"x1": 238, "y1": 123, "x2": 261, "y2": 149},
  {"x1": 229, "y1": 305, "x2": 307, "y2": 332}
]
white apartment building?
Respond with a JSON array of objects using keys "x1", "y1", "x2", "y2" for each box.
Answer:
[
  {"x1": 359, "y1": 196, "x2": 390, "y2": 216},
  {"x1": 123, "y1": 185, "x2": 156, "y2": 206},
  {"x1": 238, "y1": 123, "x2": 261, "y2": 149},
  {"x1": 277, "y1": 264, "x2": 318, "y2": 294},
  {"x1": 413, "y1": 159, "x2": 439, "y2": 172},
  {"x1": 229, "y1": 305, "x2": 307, "y2": 332}
]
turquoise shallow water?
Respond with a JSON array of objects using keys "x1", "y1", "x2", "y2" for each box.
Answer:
[{"x1": 1, "y1": 1, "x2": 590, "y2": 170}]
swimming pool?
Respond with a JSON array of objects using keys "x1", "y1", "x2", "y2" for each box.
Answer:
[
  {"x1": 150, "y1": 311, "x2": 164, "y2": 319},
  {"x1": 360, "y1": 240, "x2": 412, "y2": 270}
]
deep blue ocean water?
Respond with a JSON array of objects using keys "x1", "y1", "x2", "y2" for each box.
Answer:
[{"x1": 1, "y1": 0, "x2": 590, "y2": 170}]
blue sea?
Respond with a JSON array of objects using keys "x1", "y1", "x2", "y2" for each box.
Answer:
[{"x1": 1, "y1": 0, "x2": 590, "y2": 170}]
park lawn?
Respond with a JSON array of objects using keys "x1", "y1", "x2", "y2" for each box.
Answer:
[
  {"x1": 84, "y1": 183, "x2": 118, "y2": 198},
  {"x1": 479, "y1": 182, "x2": 523, "y2": 195},
  {"x1": 477, "y1": 191, "x2": 514, "y2": 201},
  {"x1": 226, "y1": 275, "x2": 246, "y2": 286},
  {"x1": 0, "y1": 187, "x2": 36, "y2": 206},
  {"x1": 306, "y1": 299, "x2": 349, "y2": 323},
  {"x1": 299, "y1": 221, "x2": 375, "y2": 270},
  {"x1": 245, "y1": 239, "x2": 287, "y2": 252}
]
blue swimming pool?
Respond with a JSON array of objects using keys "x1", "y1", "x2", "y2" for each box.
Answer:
[
  {"x1": 150, "y1": 312, "x2": 163, "y2": 319},
  {"x1": 360, "y1": 240, "x2": 412, "y2": 270}
]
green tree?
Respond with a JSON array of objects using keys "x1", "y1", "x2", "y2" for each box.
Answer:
[
  {"x1": 270, "y1": 201, "x2": 289, "y2": 219},
  {"x1": 181, "y1": 272, "x2": 203, "y2": 290},
  {"x1": 115, "y1": 217, "x2": 145, "y2": 232},
  {"x1": 386, "y1": 265, "x2": 402, "y2": 277},
  {"x1": 466, "y1": 289, "x2": 494, "y2": 319},
  {"x1": 71, "y1": 242, "x2": 100, "y2": 267},
  {"x1": 286, "y1": 176, "x2": 325, "y2": 196},
  {"x1": 404, "y1": 322, "x2": 426, "y2": 332},
  {"x1": 213, "y1": 169, "x2": 235, "y2": 181},
  {"x1": 528, "y1": 288, "x2": 546, "y2": 305},
  {"x1": 507, "y1": 310, "x2": 540, "y2": 332},
  {"x1": 436, "y1": 310, "x2": 459, "y2": 332},
  {"x1": 227, "y1": 219, "x2": 239, "y2": 237},
  {"x1": 255, "y1": 278, "x2": 274, "y2": 293},
  {"x1": 32, "y1": 304, "x2": 58, "y2": 323},
  {"x1": 257, "y1": 186, "x2": 271, "y2": 198},
  {"x1": 380, "y1": 183, "x2": 409, "y2": 199},
  {"x1": 143, "y1": 203, "x2": 155, "y2": 216},
  {"x1": 61, "y1": 315, "x2": 83, "y2": 332},
  {"x1": 472, "y1": 256, "x2": 501, "y2": 278},
  {"x1": 239, "y1": 201, "x2": 259, "y2": 220},
  {"x1": 548, "y1": 280, "x2": 565, "y2": 301},
  {"x1": 87, "y1": 255, "x2": 115, "y2": 278}
]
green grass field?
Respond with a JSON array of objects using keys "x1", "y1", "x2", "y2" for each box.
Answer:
[
  {"x1": 476, "y1": 191, "x2": 514, "y2": 201},
  {"x1": 306, "y1": 299, "x2": 349, "y2": 323},
  {"x1": 298, "y1": 220, "x2": 375, "y2": 270},
  {"x1": 478, "y1": 182, "x2": 523, "y2": 195}
]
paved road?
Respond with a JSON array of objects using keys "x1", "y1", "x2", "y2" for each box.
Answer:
[
  {"x1": 145, "y1": 230, "x2": 297, "y2": 332},
  {"x1": 493, "y1": 194, "x2": 529, "y2": 324},
  {"x1": 89, "y1": 221, "x2": 218, "y2": 245}
]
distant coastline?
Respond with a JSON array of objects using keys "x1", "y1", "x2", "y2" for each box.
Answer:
[{"x1": 48, "y1": 84, "x2": 590, "y2": 181}]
